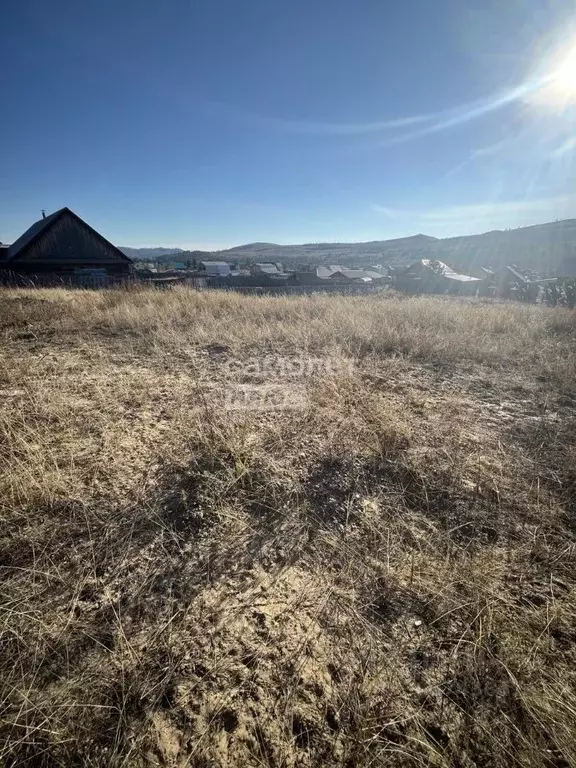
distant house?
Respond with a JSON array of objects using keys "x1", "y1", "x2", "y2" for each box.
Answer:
[
  {"x1": 397, "y1": 259, "x2": 479, "y2": 295},
  {"x1": 288, "y1": 270, "x2": 325, "y2": 285},
  {"x1": 329, "y1": 268, "x2": 385, "y2": 283},
  {"x1": 479, "y1": 265, "x2": 539, "y2": 301},
  {"x1": 0, "y1": 208, "x2": 133, "y2": 279},
  {"x1": 316, "y1": 265, "x2": 345, "y2": 278},
  {"x1": 198, "y1": 261, "x2": 231, "y2": 276},
  {"x1": 251, "y1": 262, "x2": 286, "y2": 277},
  {"x1": 315, "y1": 265, "x2": 385, "y2": 282}
]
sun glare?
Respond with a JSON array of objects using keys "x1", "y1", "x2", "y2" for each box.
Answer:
[
  {"x1": 552, "y1": 47, "x2": 576, "y2": 96},
  {"x1": 533, "y1": 43, "x2": 576, "y2": 109}
]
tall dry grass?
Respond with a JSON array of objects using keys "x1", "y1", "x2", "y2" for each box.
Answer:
[{"x1": 0, "y1": 287, "x2": 575, "y2": 767}]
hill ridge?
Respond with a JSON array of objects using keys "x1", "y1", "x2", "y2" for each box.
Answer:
[{"x1": 123, "y1": 218, "x2": 576, "y2": 274}]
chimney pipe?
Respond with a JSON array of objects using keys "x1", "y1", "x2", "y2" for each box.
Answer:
[{"x1": 41, "y1": 209, "x2": 46, "y2": 219}]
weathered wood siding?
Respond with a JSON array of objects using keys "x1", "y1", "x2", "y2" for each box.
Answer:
[{"x1": 12, "y1": 212, "x2": 130, "y2": 273}]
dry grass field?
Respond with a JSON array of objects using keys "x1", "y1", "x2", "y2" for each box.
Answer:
[{"x1": 1, "y1": 287, "x2": 575, "y2": 767}]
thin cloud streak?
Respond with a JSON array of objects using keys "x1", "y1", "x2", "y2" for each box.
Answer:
[
  {"x1": 442, "y1": 138, "x2": 511, "y2": 180},
  {"x1": 221, "y1": 74, "x2": 552, "y2": 141},
  {"x1": 469, "y1": 140, "x2": 510, "y2": 159},
  {"x1": 371, "y1": 196, "x2": 575, "y2": 230},
  {"x1": 370, "y1": 204, "x2": 410, "y2": 217},
  {"x1": 551, "y1": 136, "x2": 576, "y2": 157},
  {"x1": 204, "y1": 102, "x2": 437, "y2": 135},
  {"x1": 420, "y1": 196, "x2": 571, "y2": 221},
  {"x1": 379, "y1": 79, "x2": 548, "y2": 147}
]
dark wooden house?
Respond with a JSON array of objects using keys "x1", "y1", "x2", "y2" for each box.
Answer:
[{"x1": 0, "y1": 208, "x2": 133, "y2": 280}]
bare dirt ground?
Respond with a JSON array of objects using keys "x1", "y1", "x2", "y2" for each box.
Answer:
[{"x1": 0, "y1": 288, "x2": 575, "y2": 767}]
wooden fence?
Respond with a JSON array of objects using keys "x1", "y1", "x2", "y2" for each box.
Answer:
[
  {"x1": 206, "y1": 283, "x2": 382, "y2": 296},
  {"x1": 0, "y1": 273, "x2": 135, "y2": 290},
  {"x1": 0, "y1": 272, "x2": 384, "y2": 295}
]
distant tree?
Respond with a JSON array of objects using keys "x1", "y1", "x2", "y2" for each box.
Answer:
[
  {"x1": 566, "y1": 279, "x2": 576, "y2": 308},
  {"x1": 544, "y1": 279, "x2": 576, "y2": 308}
]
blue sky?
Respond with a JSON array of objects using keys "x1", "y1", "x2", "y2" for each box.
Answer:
[{"x1": 2, "y1": 0, "x2": 576, "y2": 248}]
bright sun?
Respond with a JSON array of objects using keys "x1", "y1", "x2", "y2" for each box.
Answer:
[
  {"x1": 551, "y1": 48, "x2": 576, "y2": 97},
  {"x1": 530, "y1": 43, "x2": 576, "y2": 109}
]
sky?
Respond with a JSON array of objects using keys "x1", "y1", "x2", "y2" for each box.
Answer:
[{"x1": 2, "y1": 0, "x2": 576, "y2": 249}]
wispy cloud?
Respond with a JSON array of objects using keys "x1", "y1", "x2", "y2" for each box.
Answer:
[
  {"x1": 371, "y1": 195, "x2": 575, "y2": 232},
  {"x1": 442, "y1": 138, "x2": 511, "y2": 179},
  {"x1": 378, "y1": 80, "x2": 548, "y2": 147},
  {"x1": 204, "y1": 102, "x2": 436, "y2": 135},
  {"x1": 420, "y1": 196, "x2": 571, "y2": 222},
  {"x1": 551, "y1": 136, "x2": 576, "y2": 157},
  {"x1": 262, "y1": 113, "x2": 441, "y2": 135},
  {"x1": 369, "y1": 204, "x2": 408, "y2": 217},
  {"x1": 469, "y1": 139, "x2": 510, "y2": 160},
  {"x1": 217, "y1": 74, "x2": 552, "y2": 145}
]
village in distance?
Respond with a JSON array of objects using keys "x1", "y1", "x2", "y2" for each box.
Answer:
[{"x1": 1, "y1": 205, "x2": 576, "y2": 306}]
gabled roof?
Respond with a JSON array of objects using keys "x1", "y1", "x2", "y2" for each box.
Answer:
[
  {"x1": 316, "y1": 265, "x2": 344, "y2": 278},
  {"x1": 330, "y1": 269, "x2": 383, "y2": 281},
  {"x1": 407, "y1": 259, "x2": 479, "y2": 282},
  {"x1": 442, "y1": 269, "x2": 479, "y2": 283},
  {"x1": 3, "y1": 207, "x2": 132, "y2": 264},
  {"x1": 200, "y1": 261, "x2": 231, "y2": 276},
  {"x1": 254, "y1": 262, "x2": 283, "y2": 274},
  {"x1": 200, "y1": 261, "x2": 230, "y2": 267},
  {"x1": 4, "y1": 209, "x2": 63, "y2": 261}
]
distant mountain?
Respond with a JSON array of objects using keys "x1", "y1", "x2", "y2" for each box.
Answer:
[
  {"x1": 122, "y1": 219, "x2": 576, "y2": 275},
  {"x1": 428, "y1": 219, "x2": 576, "y2": 275},
  {"x1": 121, "y1": 246, "x2": 183, "y2": 260},
  {"x1": 223, "y1": 242, "x2": 282, "y2": 253},
  {"x1": 217, "y1": 234, "x2": 439, "y2": 265},
  {"x1": 215, "y1": 222, "x2": 576, "y2": 275}
]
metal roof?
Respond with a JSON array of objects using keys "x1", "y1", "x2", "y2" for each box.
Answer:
[
  {"x1": 442, "y1": 270, "x2": 480, "y2": 283},
  {"x1": 411, "y1": 259, "x2": 479, "y2": 282},
  {"x1": 254, "y1": 262, "x2": 283, "y2": 273},
  {"x1": 200, "y1": 261, "x2": 230, "y2": 267},
  {"x1": 316, "y1": 265, "x2": 344, "y2": 278},
  {"x1": 330, "y1": 269, "x2": 384, "y2": 281}
]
